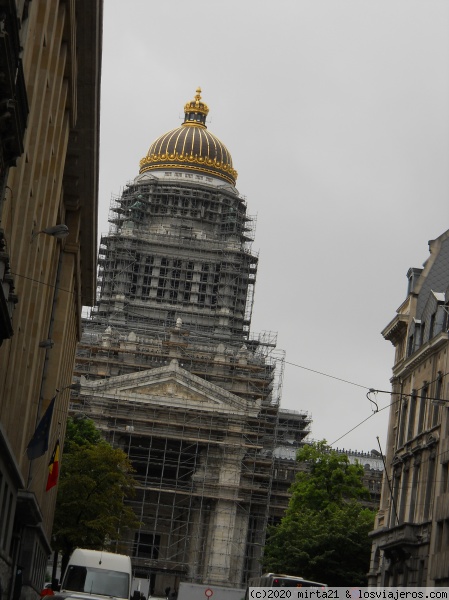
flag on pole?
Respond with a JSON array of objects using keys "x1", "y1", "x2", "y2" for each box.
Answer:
[
  {"x1": 26, "y1": 396, "x2": 56, "y2": 460},
  {"x1": 46, "y1": 439, "x2": 60, "y2": 491}
]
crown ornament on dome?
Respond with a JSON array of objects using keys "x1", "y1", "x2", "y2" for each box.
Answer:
[{"x1": 183, "y1": 87, "x2": 209, "y2": 126}]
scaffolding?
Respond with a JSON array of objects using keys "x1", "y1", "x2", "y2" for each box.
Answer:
[
  {"x1": 71, "y1": 172, "x2": 310, "y2": 594},
  {"x1": 93, "y1": 175, "x2": 258, "y2": 341}
]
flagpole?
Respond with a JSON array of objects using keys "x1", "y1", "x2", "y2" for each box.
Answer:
[{"x1": 27, "y1": 241, "x2": 64, "y2": 488}]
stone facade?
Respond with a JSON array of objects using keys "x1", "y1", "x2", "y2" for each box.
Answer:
[
  {"x1": 0, "y1": 2, "x2": 102, "y2": 599},
  {"x1": 369, "y1": 229, "x2": 449, "y2": 586},
  {"x1": 71, "y1": 92, "x2": 290, "y2": 593}
]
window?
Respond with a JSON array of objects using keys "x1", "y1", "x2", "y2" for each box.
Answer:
[
  {"x1": 390, "y1": 470, "x2": 400, "y2": 528},
  {"x1": 398, "y1": 465, "x2": 410, "y2": 524},
  {"x1": 186, "y1": 262, "x2": 194, "y2": 280},
  {"x1": 417, "y1": 383, "x2": 428, "y2": 433},
  {"x1": 407, "y1": 334, "x2": 415, "y2": 357},
  {"x1": 417, "y1": 323, "x2": 424, "y2": 347},
  {"x1": 406, "y1": 390, "x2": 417, "y2": 440},
  {"x1": 408, "y1": 462, "x2": 420, "y2": 522},
  {"x1": 441, "y1": 462, "x2": 449, "y2": 495},
  {"x1": 397, "y1": 398, "x2": 407, "y2": 447},
  {"x1": 429, "y1": 313, "x2": 436, "y2": 339},
  {"x1": 200, "y1": 264, "x2": 209, "y2": 282},
  {"x1": 133, "y1": 533, "x2": 161, "y2": 559},
  {"x1": 64, "y1": 566, "x2": 129, "y2": 599},
  {"x1": 432, "y1": 373, "x2": 443, "y2": 427},
  {"x1": 423, "y1": 453, "x2": 435, "y2": 520}
]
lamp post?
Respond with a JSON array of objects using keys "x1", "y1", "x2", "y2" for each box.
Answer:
[{"x1": 30, "y1": 224, "x2": 69, "y2": 243}]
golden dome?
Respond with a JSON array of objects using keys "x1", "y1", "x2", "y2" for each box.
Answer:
[{"x1": 139, "y1": 88, "x2": 237, "y2": 185}]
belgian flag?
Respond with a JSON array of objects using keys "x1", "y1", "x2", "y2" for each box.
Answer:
[{"x1": 46, "y1": 439, "x2": 60, "y2": 491}]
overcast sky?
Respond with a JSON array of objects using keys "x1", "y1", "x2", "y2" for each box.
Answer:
[{"x1": 98, "y1": 1, "x2": 449, "y2": 453}]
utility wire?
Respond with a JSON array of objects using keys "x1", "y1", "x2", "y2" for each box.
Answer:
[
  {"x1": 329, "y1": 397, "x2": 395, "y2": 446},
  {"x1": 329, "y1": 374, "x2": 448, "y2": 449},
  {"x1": 14, "y1": 265, "x2": 449, "y2": 451},
  {"x1": 285, "y1": 360, "x2": 370, "y2": 390},
  {"x1": 377, "y1": 435, "x2": 400, "y2": 526},
  {"x1": 11, "y1": 272, "x2": 75, "y2": 295},
  {"x1": 330, "y1": 409, "x2": 384, "y2": 446}
]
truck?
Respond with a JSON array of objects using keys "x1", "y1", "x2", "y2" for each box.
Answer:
[
  {"x1": 177, "y1": 582, "x2": 245, "y2": 600},
  {"x1": 54, "y1": 548, "x2": 132, "y2": 600}
]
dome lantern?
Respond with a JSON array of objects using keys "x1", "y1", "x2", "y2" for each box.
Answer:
[{"x1": 183, "y1": 87, "x2": 209, "y2": 126}]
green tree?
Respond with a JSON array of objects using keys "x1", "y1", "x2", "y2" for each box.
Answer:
[
  {"x1": 63, "y1": 415, "x2": 102, "y2": 451},
  {"x1": 263, "y1": 440, "x2": 375, "y2": 586},
  {"x1": 52, "y1": 417, "x2": 139, "y2": 572}
]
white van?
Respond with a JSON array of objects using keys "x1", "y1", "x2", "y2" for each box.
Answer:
[{"x1": 59, "y1": 549, "x2": 132, "y2": 600}]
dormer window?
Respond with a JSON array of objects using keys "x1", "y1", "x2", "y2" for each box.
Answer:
[{"x1": 407, "y1": 267, "x2": 423, "y2": 295}]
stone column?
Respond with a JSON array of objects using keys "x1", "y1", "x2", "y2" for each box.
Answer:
[{"x1": 204, "y1": 441, "x2": 247, "y2": 586}]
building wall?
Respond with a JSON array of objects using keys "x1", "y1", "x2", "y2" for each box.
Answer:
[
  {"x1": 73, "y1": 261, "x2": 284, "y2": 592},
  {"x1": 0, "y1": 1, "x2": 102, "y2": 599},
  {"x1": 369, "y1": 230, "x2": 449, "y2": 587},
  {"x1": 71, "y1": 97, "x2": 287, "y2": 590},
  {"x1": 73, "y1": 351, "x2": 318, "y2": 591}
]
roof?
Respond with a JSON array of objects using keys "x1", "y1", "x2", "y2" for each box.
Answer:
[{"x1": 139, "y1": 89, "x2": 237, "y2": 185}]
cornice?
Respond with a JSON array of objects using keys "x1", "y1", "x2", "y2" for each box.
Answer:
[
  {"x1": 392, "y1": 331, "x2": 449, "y2": 379},
  {"x1": 382, "y1": 313, "x2": 408, "y2": 346},
  {"x1": 139, "y1": 153, "x2": 238, "y2": 186}
]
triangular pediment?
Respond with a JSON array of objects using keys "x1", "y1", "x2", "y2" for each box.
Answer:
[{"x1": 80, "y1": 359, "x2": 259, "y2": 415}]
